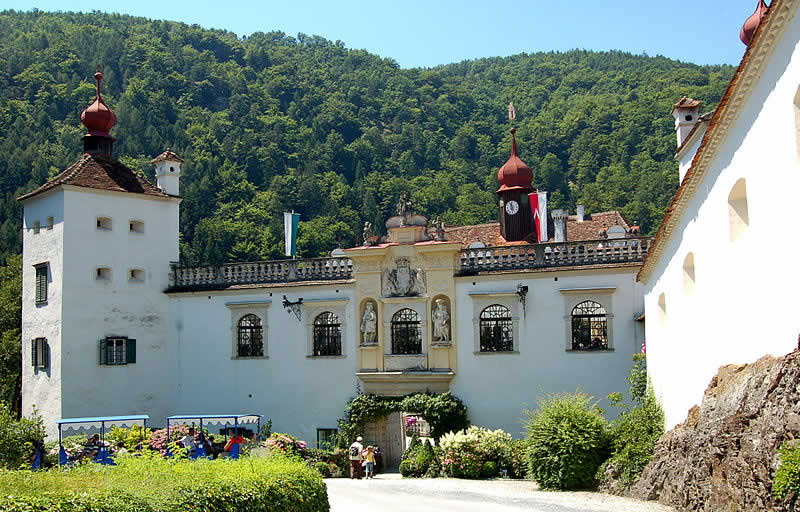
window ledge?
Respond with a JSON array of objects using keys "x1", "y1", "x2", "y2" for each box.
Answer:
[
  {"x1": 231, "y1": 356, "x2": 269, "y2": 360},
  {"x1": 431, "y1": 343, "x2": 452, "y2": 348},
  {"x1": 306, "y1": 355, "x2": 346, "y2": 359},
  {"x1": 35, "y1": 301, "x2": 48, "y2": 307},
  {"x1": 473, "y1": 350, "x2": 520, "y2": 355},
  {"x1": 565, "y1": 348, "x2": 615, "y2": 353},
  {"x1": 360, "y1": 343, "x2": 379, "y2": 349}
]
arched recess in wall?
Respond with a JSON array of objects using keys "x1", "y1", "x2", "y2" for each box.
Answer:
[
  {"x1": 682, "y1": 253, "x2": 695, "y2": 294},
  {"x1": 657, "y1": 293, "x2": 667, "y2": 327},
  {"x1": 794, "y1": 86, "x2": 800, "y2": 160},
  {"x1": 728, "y1": 178, "x2": 749, "y2": 242}
]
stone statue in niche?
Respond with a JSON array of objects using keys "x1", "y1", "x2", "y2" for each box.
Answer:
[
  {"x1": 432, "y1": 298, "x2": 450, "y2": 343},
  {"x1": 360, "y1": 302, "x2": 377, "y2": 344},
  {"x1": 382, "y1": 257, "x2": 426, "y2": 297}
]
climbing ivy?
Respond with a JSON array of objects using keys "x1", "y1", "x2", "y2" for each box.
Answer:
[{"x1": 335, "y1": 392, "x2": 469, "y2": 447}]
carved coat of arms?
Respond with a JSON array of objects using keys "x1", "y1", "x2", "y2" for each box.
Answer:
[{"x1": 382, "y1": 258, "x2": 426, "y2": 297}]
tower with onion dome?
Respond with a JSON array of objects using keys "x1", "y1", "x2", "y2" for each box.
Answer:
[
  {"x1": 496, "y1": 125, "x2": 536, "y2": 242},
  {"x1": 18, "y1": 72, "x2": 181, "y2": 436}
]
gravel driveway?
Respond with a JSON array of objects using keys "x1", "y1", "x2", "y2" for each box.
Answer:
[{"x1": 326, "y1": 474, "x2": 675, "y2": 512}]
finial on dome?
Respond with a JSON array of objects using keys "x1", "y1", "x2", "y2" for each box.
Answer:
[
  {"x1": 80, "y1": 69, "x2": 117, "y2": 138},
  {"x1": 740, "y1": 0, "x2": 769, "y2": 47},
  {"x1": 510, "y1": 127, "x2": 518, "y2": 157}
]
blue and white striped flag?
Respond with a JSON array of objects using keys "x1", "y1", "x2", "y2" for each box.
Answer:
[{"x1": 284, "y1": 211, "x2": 300, "y2": 257}]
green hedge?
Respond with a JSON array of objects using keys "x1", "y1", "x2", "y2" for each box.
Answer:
[{"x1": 0, "y1": 455, "x2": 329, "y2": 512}]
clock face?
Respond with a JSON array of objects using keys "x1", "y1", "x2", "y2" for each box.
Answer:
[{"x1": 505, "y1": 200, "x2": 519, "y2": 215}]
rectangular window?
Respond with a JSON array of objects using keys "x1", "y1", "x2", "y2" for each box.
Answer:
[
  {"x1": 35, "y1": 264, "x2": 48, "y2": 304},
  {"x1": 99, "y1": 337, "x2": 136, "y2": 366},
  {"x1": 46, "y1": 217, "x2": 54, "y2": 230},
  {"x1": 316, "y1": 428, "x2": 337, "y2": 450},
  {"x1": 31, "y1": 338, "x2": 49, "y2": 369},
  {"x1": 32, "y1": 221, "x2": 40, "y2": 234}
]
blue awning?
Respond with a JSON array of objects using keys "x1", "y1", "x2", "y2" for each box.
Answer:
[
  {"x1": 167, "y1": 414, "x2": 260, "y2": 422},
  {"x1": 57, "y1": 415, "x2": 149, "y2": 425}
]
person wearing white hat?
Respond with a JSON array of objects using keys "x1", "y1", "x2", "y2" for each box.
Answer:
[{"x1": 348, "y1": 436, "x2": 365, "y2": 479}]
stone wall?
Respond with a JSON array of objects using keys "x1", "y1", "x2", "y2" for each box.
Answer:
[{"x1": 631, "y1": 349, "x2": 800, "y2": 511}]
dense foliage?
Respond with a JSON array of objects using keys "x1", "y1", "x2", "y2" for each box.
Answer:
[
  {"x1": 337, "y1": 391, "x2": 469, "y2": 446},
  {"x1": 597, "y1": 354, "x2": 665, "y2": 490},
  {"x1": 439, "y1": 426, "x2": 525, "y2": 479},
  {"x1": 773, "y1": 442, "x2": 800, "y2": 500},
  {"x1": 524, "y1": 392, "x2": 611, "y2": 490},
  {"x1": 0, "y1": 401, "x2": 44, "y2": 469},
  {"x1": 0, "y1": 256, "x2": 21, "y2": 414},
  {"x1": 0, "y1": 9, "x2": 734, "y2": 266},
  {"x1": 0, "y1": 455, "x2": 329, "y2": 512}
]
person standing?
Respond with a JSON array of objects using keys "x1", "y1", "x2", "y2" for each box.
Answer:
[
  {"x1": 363, "y1": 446, "x2": 376, "y2": 479},
  {"x1": 348, "y1": 436, "x2": 364, "y2": 479}
]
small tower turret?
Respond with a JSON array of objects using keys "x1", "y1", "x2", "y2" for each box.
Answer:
[
  {"x1": 497, "y1": 126, "x2": 535, "y2": 242},
  {"x1": 151, "y1": 149, "x2": 183, "y2": 196},
  {"x1": 671, "y1": 97, "x2": 702, "y2": 148}
]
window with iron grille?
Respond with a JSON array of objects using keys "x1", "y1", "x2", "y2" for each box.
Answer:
[
  {"x1": 98, "y1": 337, "x2": 136, "y2": 365},
  {"x1": 34, "y1": 264, "x2": 48, "y2": 304},
  {"x1": 479, "y1": 304, "x2": 513, "y2": 352},
  {"x1": 391, "y1": 308, "x2": 422, "y2": 354},
  {"x1": 313, "y1": 312, "x2": 342, "y2": 356},
  {"x1": 571, "y1": 301, "x2": 608, "y2": 350},
  {"x1": 237, "y1": 314, "x2": 264, "y2": 357},
  {"x1": 31, "y1": 338, "x2": 49, "y2": 369}
]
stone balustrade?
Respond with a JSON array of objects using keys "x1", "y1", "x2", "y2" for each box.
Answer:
[
  {"x1": 169, "y1": 257, "x2": 353, "y2": 290},
  {"x1": 457, "y1": 237, "x2": 652, "y2": 274}
]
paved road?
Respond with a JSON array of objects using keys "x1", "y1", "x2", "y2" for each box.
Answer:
[{"x1": 326, "y1": 474, "x2": 676, "y2": 512}]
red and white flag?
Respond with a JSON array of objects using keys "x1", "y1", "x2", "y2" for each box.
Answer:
[{"x1": 529, "y1": 192, "x2": 548, "y2": 242}]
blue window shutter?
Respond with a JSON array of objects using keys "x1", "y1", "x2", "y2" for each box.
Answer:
[{"x1": 126, "y1": 339, "x2": 136, "y2": 364}]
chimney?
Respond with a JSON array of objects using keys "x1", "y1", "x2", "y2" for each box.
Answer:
[
  {"x1": 576, "y1": 205, "x2": 585, "y2": 222},
  {"x1": 552, "y1": 209, "x2": 568, "y2": 242},
  {"x1": 671, "y1": 97, "x2": 702, "y2": 148}
]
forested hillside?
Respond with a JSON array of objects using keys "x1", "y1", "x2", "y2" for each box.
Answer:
[{"x1": 0, "y1": 10, "x2": 734, "y2": 265}]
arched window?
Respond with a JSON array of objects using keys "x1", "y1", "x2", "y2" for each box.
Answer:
[
  {"x1": 391, "y1": 308, "x2": 422, "y2": 354},
  {"x1": 683, "y1": 253, "x2": 695, "y2": 294},
  {"x1": 658, "y1": 293, "x2": 667, "y2": 327},
  {"x1": 479, "y1": 304, "x2": 513, "y2": 352},
  {"x1": 237, "y1": 314, "x2": 263, "y2": 357},
  {"x1": 571, "y1": 301, "x2": 608, "y2": 350},
  {"x1": 313, "y1": 312, "x2": 342, "y2": 356},
  {"x1": 728, "y1": 178, "x2": 749, "y2": 242}
]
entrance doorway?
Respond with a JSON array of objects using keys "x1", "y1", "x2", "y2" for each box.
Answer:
[{"x1": 364, "y1": 412, "x2": 404, "y2": 469}]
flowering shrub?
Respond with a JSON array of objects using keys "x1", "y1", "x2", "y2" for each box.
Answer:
[
  {"x1": 149, "y1": 425, "x2": 194, "y2": 455},
  {"x1": 107, "y1": 425, "x2": 152, "y2": 451},
  {"x1": 438, "y1": 426, "x2": 516, "y2": 479},
  {"x1": 263, "y1": 432, "x2": 307, "y2": 458},
  {"x1": 441, "y1": 448, "x2": 483, "y2": 478}
]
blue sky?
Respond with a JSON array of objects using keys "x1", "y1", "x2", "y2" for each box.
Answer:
[{"x1": 6, "y1": 0, "x2": 760, "y2": 67}]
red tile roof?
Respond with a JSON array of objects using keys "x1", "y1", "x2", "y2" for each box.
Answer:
[
  {"x1": 443, "y1": 211, "x2": 633, "y2": 248},
  {"x1": 151, "y1": 150, "x2": 184, "y2": 164},
  {"x1": 17, "y1": 153, "x2": 171, "y2": 201},
  {"x1": 671, "y1": 97, "x2": 702, "y2": 112}
]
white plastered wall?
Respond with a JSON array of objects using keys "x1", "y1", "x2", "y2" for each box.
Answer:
[
  {"x1": 644, "y1": 12, "x2": 800, "y2": 429},
  {"x1": 452, "y1": 268, "x2": 644, "y2": 438},
  {"x1": 168, "y1": 285, "x2": 356, "y2": 443}
]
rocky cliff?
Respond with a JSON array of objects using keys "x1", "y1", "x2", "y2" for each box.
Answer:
[{"x1": 631, "y1": 350, "x2": 800, "y2": 511}]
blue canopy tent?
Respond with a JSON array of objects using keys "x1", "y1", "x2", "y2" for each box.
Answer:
[
  {"x1": 166, "y1": 414, "x2": 261, "y2": 459},
  {"x1": 56, "y1": 415, "x2": 149, "y2": 466}
]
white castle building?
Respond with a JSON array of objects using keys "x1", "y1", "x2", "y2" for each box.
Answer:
[
  {"x1": 640, "y1": 0, "x2": 800, "y2": 428},
  {"x1": 20, "y1": 75, "x2": 652, "y2": 463}
]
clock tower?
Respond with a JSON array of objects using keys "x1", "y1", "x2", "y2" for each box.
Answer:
[{"x1": 497, "y1": 127, "x2": 535, "y2": 242}]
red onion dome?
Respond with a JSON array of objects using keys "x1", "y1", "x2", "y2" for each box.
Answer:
[
  {"x1": 740, "y1": 0, "x2": 769, "y2": 47},
  {"x1": 80, "y1": 72, "x2": 116, "y2": 136},
  {"x1": 496, "y1": 128, "x2": 533, "y2": 192}
]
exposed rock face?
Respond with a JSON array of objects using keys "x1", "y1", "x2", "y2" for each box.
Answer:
[{"x1": 631, "y1": 350, "x2": 800, "y2": 511}]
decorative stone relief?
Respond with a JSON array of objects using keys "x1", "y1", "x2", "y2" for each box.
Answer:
[
  {"x1": 360, "y1": 300, "x2": 378, "y2": 345},
  {"x1": 431, "y1": 298, "x2": 450, "y2": 344},
  {"x1": 381, "y1": 258, "x2": 426, "y2": 297}
]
